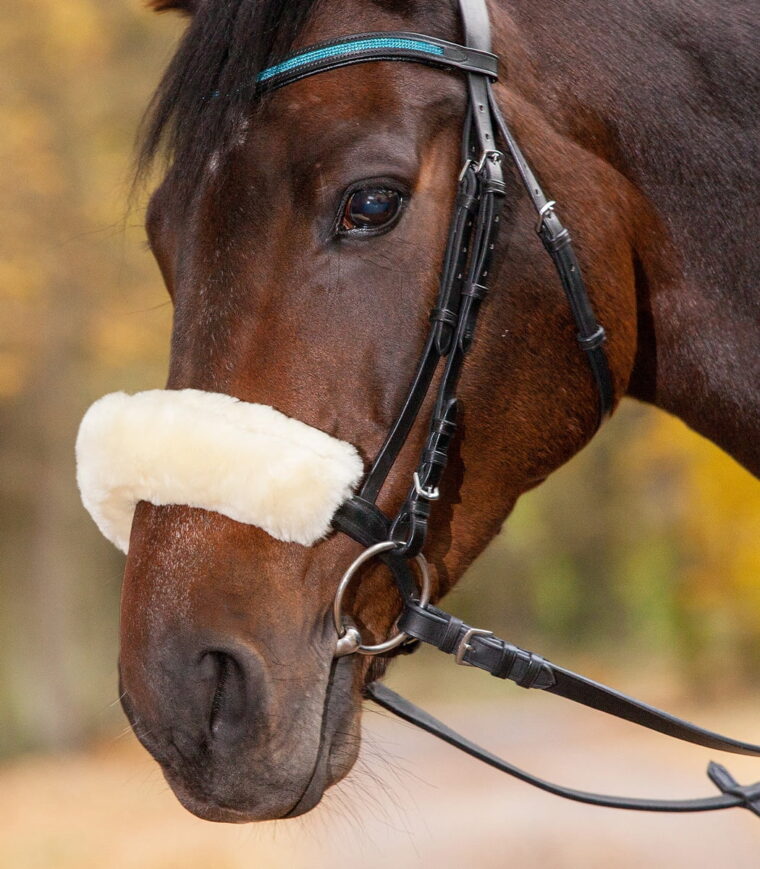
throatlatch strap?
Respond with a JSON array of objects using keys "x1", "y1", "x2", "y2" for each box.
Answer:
[
  {"x1": 484, "y1": 88, "x2": 614, "y2": 424},
  {"x1": 366, "y1": 683, "x2": 760, "y2": 816}
]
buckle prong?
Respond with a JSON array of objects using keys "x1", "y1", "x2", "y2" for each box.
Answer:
[
  {"x1": 476, "y1": 149, "x2": 503, "y2": 173},
  {"x1": 536, "y1": 200, "x2": 557, "y2": 232},
  {"x1": 455, "y1": 627, "x2": 494, "y2": 666},
  {"x1": 413, "y1": 472, "x2": 440, "y2": 501}
]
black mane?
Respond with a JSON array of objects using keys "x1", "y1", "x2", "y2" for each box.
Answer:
[{"x1": 137, "y1": 0, "x2": 321, "y2": 197}]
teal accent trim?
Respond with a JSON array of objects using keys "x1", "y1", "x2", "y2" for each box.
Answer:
[{"x1": 257, "y1": 38, "x2": 445, "y2": 83}]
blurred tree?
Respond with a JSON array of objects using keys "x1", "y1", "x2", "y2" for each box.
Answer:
[
  {"x1": 0, "y1": 0, "x2": 175, "y2": 755},
  {"x1": 640, "y1": 413, "x2": 760, "y2": 694}
]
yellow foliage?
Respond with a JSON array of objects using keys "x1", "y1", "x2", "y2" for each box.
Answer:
[
  {"x1": 37, "y1": 0, "x2": 108, "y2": 69},
  {"x1": 4, "y1": 113, "x2": 63, "y2": 199},
  {"x1": 0, "y1": 260, "x2": 46, "y2": 302},
  {"x1": 90, "y1": 303, "x2": 171, "y2": 371},
  {"x1": 643, "y1": 412, "x2": 760, "y2": 624},
  {"x1": 0, "y1": 351, "x2": 27, "y2": 399}
]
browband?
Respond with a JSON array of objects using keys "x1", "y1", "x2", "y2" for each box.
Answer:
[{"x1": 256, "y1": 32, "x2": 498, "y2": 92}]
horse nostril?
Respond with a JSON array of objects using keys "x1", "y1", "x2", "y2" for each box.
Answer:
[{"x1": 201, "y1": 651, "x2": 248, "y2": 740}]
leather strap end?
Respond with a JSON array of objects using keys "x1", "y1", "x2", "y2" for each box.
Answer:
[{"x1": 708, "y1": 762, "x2": 760, "y2": 817}]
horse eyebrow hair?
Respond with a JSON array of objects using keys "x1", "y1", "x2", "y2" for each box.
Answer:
[
  {"x1": 136, "y1": 0, "x2": 458, "y2": 203},
  {"x1": 137, "y1": 0, "x2": 321, "y2": 201},
  {"x1": 147, "y1": 0, "x2": 196, "y2": 15}
]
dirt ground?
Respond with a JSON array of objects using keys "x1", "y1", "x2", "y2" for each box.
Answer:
[{"x1": 2, "y1": 688, "x2": 759, "y2": 869}]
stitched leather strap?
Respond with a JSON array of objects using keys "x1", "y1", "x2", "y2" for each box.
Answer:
[
  {"x1": 261, "y1": 1, "x2": 614, "y2": 549},
  {"x1": 358, "y1": 164, "x2": 478, "y2": 503},
  {"x1": 708, "y1": 763, "x2": 760, "y2": 817},
  {"x1": 398, "y1": 601, "x2": 760, "y2": 756},
  {"x1": 256, "y1": 31, "x2": 498, "y2": 93},
  {"x1": 367, "y1": 683, "x2": 760, "y2": 815},
  {"x1": 486, "y1": 88, "x2": 615, "y2": 423},
  {"x1": 459, "y1": 0, "x2": 492, "y2": 52},
  {"x1": 332, "y1": 498, "x2": 417, "y2": 600}
]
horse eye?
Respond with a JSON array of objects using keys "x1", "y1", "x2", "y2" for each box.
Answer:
[{"x1": 340, "y1": 187, "x2": 403, "y2": 233}]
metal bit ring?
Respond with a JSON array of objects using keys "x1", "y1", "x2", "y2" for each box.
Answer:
[{"x1": 333, "y1": 541, "x2": 431, "y2": 657}]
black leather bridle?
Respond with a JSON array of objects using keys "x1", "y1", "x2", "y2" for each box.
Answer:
[{"x1": 258, "y1": 0, "x2": 760, "y2": 818}]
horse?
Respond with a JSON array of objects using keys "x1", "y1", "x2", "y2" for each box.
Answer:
[{"x1": 81, "y1": 0, "x2": 758, "y2": 822}]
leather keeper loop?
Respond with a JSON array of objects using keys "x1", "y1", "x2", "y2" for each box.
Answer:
[
  {"x1": 578, "y1": 325, "x2": 607, "y2": 351},
  {"x1": 422, "y1": 447, "x2": 448, "y2": 467},
  {"x1": 432, "y1": 416, "x2": 458, "y2": 437},
  {"x1": 430, "y1": 307, "x2": 458, "y2": 327},
  {"x1": 410, "y1": 497, "x2": 431, "y2": 520},
  {"x1": 439, "y1": 616, "x2": 465, "y2": 655},
  {"x1": 493, "y1": 643, "x2": 519, "y2": 680},
  {"x1": 483, "y1": 178, "x2": 507, "y2": 195},
  {"x1": 540, "y1": 225, "x2": 572, "y2": 253},
  {"x1": 516, "y1": 653, "x2": 549, "y2": 689},
  {"x1": 457, "y1": 192, "x2": 478, "y2": 211},
  {"x1": 462, "y1": 282, "x2": 488, "y2": 300}
]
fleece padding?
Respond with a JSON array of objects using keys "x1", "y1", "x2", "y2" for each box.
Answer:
[{"x1": 76, "y1": 389, "x2": 364, "y2": 552}]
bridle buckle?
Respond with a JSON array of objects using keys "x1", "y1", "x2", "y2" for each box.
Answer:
[
  {"x1": 536, "y1": 200, "x2": 557, "y2": 232},
  {"x1": 476, "y1": 149, "x2": 503, "y2": 173},
  {"x1": 455, "y1": 627, "x2": 494, "y2": 666},
  {"x1": 413, "y1": 472, "x2": 440, "y2": 501}
]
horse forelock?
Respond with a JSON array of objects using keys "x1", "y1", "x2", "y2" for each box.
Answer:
[
  {"x1": 137, "y1": 0, "x2": 460, "y2": 204},
  {"x1": 138, "y1": 0, "x2": 320, "y2": 198}
]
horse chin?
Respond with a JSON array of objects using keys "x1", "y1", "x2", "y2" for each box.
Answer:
[
  {"x1": 164, "y1": 766, "x2": 336, "y2": 824},
  {"x1": 169, "y1": 711, "x2": 359, "y2": 822},
  {"x1": 124, "y1": 655, "x2": 362, "y2": 823}
]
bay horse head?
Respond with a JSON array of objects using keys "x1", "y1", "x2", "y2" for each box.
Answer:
[{"x1": 76, "y1": 0, "x2": 759, "y2": 823}]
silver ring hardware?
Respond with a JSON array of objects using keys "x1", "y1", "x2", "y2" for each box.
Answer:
[{"x1": 333, "y1": 541, "x2": 431, "y2": 657}]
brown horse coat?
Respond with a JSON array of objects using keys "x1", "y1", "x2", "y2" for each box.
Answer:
[{"x1": 104, "y1": 0, "x2": 760, "y2": 821}]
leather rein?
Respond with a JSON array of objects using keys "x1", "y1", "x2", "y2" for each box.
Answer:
[{"x1": 257, "y1": 0, "x2": 760, "y2": 818}]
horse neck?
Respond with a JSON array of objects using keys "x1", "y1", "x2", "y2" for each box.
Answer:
[{"x1": 491, "y1": 0, "x2": 760, "y2": 475}]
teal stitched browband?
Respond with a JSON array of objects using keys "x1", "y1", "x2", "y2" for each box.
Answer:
[
  {"x1": 255, "y1": 31, "x2": 499, "y2": 92},
  {"x1": 258, "y1": 37, "x2": 445, "y2": 81}
]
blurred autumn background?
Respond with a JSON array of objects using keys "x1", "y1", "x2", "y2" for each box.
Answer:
[{"x1": 1, "y1": 1, "x2": 759, "y2": 866}]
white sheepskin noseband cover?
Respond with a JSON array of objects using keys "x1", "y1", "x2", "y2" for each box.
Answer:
[{"x1": 76, "y1": 389, "x2": 364, "y2": 552}]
